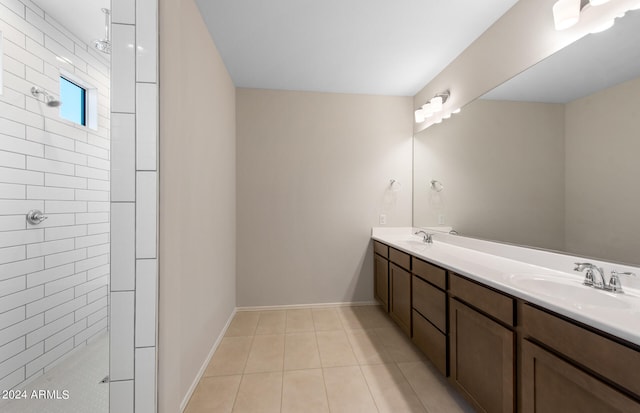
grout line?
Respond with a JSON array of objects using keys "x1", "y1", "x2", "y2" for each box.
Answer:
[{"x1": 314, "y1": 321, "x2": 333, "y2": 412}]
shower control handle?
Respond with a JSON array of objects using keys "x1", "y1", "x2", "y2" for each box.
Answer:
[{"x1": 26, "y1": 210, "x2": 48, "y2": 225}]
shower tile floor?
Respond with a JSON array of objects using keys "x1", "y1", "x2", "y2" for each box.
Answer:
[
  {"x1": 185, "y1": 305, "x2": 474, "y2": 413},
  {"x1": 1, "y1": 331, "x2": 109, "y2": 413}
]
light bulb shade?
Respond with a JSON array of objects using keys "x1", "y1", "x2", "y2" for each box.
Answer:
[
  {"x1": 589, "y1": 0, "x2": 610, "y2": 5},
  {"x1": 422, "y1": 103, "x2": 434, "y2": 117},
  {"x1": 430, "y1": 96, "x2": 443, "y2": 112},
  {"x1": 414, "y1": 108, "x2": 425, "y2": 123},
  {"x1": 452, "y1": 108, "x2": 461, "y2": 114},
  {"x1": 553, "y1": 0, "x2": 581, "y2": 30}
]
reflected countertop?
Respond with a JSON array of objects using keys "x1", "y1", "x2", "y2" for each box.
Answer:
[{"x1": 372, "y1": 227, "x2": 640, "y2": 347}]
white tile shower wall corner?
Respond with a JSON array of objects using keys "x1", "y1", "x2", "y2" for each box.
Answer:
[
  {"x1": 111, "y1": 113, "x2": 136, "y2": 201},
  {"x1": 109, "y1": 0, "x2": 160, "y2": 412},
  {"x1": 135, "y1": 83, "x2": 158, "y2": 171},
  {"x1": 110, "y1": 379, "x2": 135, "y2": 413},
  {"x1": 135, "y1": 347, "x2": 157, "y2": 413},
  {"x1": 0, "y1": 0, "x2": 110, "y2": 392},
  {"x1": 111, "y1": 23, "x2": 135, "y2": 113},
  {"x1": 136, "y1": 0, "x2": 158, "y2": 83}
]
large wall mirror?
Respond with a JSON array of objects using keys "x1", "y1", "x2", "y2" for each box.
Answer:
[{"x1": 413, "y1": 9, "x2": 640, "y2": 266}]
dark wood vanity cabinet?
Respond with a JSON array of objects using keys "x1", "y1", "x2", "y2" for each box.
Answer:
[
  {"x1": 520, "y1": 303, "x2": 640, "y2": 413},
  {"x1": 372, "y1": 240, "x2": 640, "y2": 413},
  {"x1": 449, "y1": 274, "x2": 515, "y2": 413},
  {"x1": 373, "y1": 242, "x2": 413, "y2": 336},
  {"x1": 412, "y1": 259, "x2": 448, "y2": 375},
  {"x1": 521, "y1": 340, "x2": 639, "y2": 413},
  {"x1": 373, "y1": 241, "x2": 389, "y2": 311},
  {"x1": 389, "y1": 259, "x2": 411, "y2": 336}
]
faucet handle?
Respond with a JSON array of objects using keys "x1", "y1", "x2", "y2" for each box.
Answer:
[
  {"x1": 612, "y1": 270, "x2": 636, "y2": 277},
  {"x1": 609, "y1": 271, "x2": 636, "y2": 294}
]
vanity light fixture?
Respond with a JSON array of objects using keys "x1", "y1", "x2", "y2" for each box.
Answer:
[
  {"x1": 414, "y1": 90, "x2": 450, "y2": 124},
  {"x1": 553, "y1": 0, "x2": 640, "y2": 31}
]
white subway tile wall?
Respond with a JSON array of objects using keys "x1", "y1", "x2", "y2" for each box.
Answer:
[
  {"x1": 110, "y1": 0, "x2": 159, "y2": 412},
  {"x1": 0, "y1": 0, "x2": 110, "y2": 394}
]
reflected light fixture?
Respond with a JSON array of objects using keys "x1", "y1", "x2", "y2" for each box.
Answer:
[
  {"x1": 553, "y1": 0, "x2": 640, "y2": 31},
  {"x1": 553, "y1": 0, "x2": 581, "y2": 30},
  {"x1": 414, "y1": 90, "x2": 450, "y2": 124}
]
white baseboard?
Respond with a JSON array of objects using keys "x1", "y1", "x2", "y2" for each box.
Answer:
[
  {"x1": 179, "y1": 307, "x2": 237, "y2": 412},
  {"x1": 236, "y1": 300, "x2": 379, "y2": 312}
]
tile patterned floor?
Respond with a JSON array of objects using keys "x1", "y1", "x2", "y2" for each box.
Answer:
[
  {"x1": 185, "y1": 305, "x2": 475, "y2": 413},
  {"x1": 1, "y1": 331, "x2": 108, "y2": 413}
]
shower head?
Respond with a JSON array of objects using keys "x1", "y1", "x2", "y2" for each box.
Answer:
[
  {"x1": 94, "y1": 8, "x2": 111, "y2": 54},
  {"x1": 31, "y1": 87, "x2": 62, "y2": 107},
  {"x1": 94, "y1": 39, "x2": 111, "y2": 54}
]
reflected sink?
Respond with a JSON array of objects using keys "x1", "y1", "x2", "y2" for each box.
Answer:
[{"x1": 508, "y1": 275, "x2": 632, "y2": 310}]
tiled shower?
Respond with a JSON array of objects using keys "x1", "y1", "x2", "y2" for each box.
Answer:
[
  {"x1": 0, "y1": 0, "x2": 110, "y2": 392},
  {"x1": 0, "y1": 0, "x2": 158, "y2": 411}
]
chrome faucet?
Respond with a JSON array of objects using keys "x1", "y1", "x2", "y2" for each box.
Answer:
[
  {"x1": 415, "y1": 230, "x2": 433, "y2": 244},
  {"x1": 608, "y1": 270, "x2": 636, "y2": 294},
  {"x1": 573, "y1": 263, "x2": 636, "y2": 294},
  {"x1": 574, "y1": 262, "x2": 607, "y2": 289}
]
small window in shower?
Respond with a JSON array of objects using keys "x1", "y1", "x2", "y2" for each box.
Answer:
[{"x1": 60, "y1": 76, "x2": 87, "y2": 126}]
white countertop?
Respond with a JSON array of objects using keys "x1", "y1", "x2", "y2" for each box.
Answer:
[{"x1": 372, "y1": 227, "x2": 640, "y2": 347}]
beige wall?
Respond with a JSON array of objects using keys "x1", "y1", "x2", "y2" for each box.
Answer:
[
  {"x1": 565, "y1": 76, "x2": 640, "y2": 264},
  {"x1": 236, "y1": 89, "x2": 413, "y2": 307},
  {"x1": 413, "y1": 99, "x2": 566, "y2": 250},
  {"x1": 158, "y1": 0, "x2": 236, "y2": 411}
]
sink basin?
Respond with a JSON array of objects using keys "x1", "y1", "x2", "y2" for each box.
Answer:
[
  {"x1": 397, "y1": 239, "x2": 430, "y2": 250},
  {"x1": 507, "y1": 275, "x2": 632, "y2": 310}
]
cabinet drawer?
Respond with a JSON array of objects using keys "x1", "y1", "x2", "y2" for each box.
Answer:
[
  {"x1": 413, "y1": 310, "x2": 447, "y2": 376},
  {"x1": 412, "y1": 275, "x2": 446, "y2": 333},
  {"x1": 389, "y1": 248, "x2": 411, "y2": 271},
  {"x1": 522, "y1": 303, "x2": 640, "y2": 397},
  {"x1": 449, "y1": 273, "x2": 514, "y2": 326},
  {"x1": 373, "y1": 241, "x2": 388, "y2": 258},
  {"x1": 413, "y1": 258, "x2": 446, "y2": 290}
]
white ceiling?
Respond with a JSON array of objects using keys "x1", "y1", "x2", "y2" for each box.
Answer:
[
  {"x1": 30, "y1": 0, "x2": 109, "y2": 49},
  {"x1": 29, "y1": 0, "x2": 519, "y2": 96},
  {"x1": 483, "y1": 9, "x2": 640, "y2": 103},
  {"x1": 194, "y1": 0, "x2": 519, "y2": 96}
]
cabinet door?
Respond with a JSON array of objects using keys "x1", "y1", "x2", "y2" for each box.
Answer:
[
  {"x1": 449, "y1": 299, "x2": 514, "y2": 413},
  {"x1": 389, "y1": 263, "x2": 411, "y2": 335},
  {"x1": 521, "y1": 339, "x2": 640, "y2": 413},
  {"x1": 374, "y1": 253, "x2": 389, "y2": 312}
]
